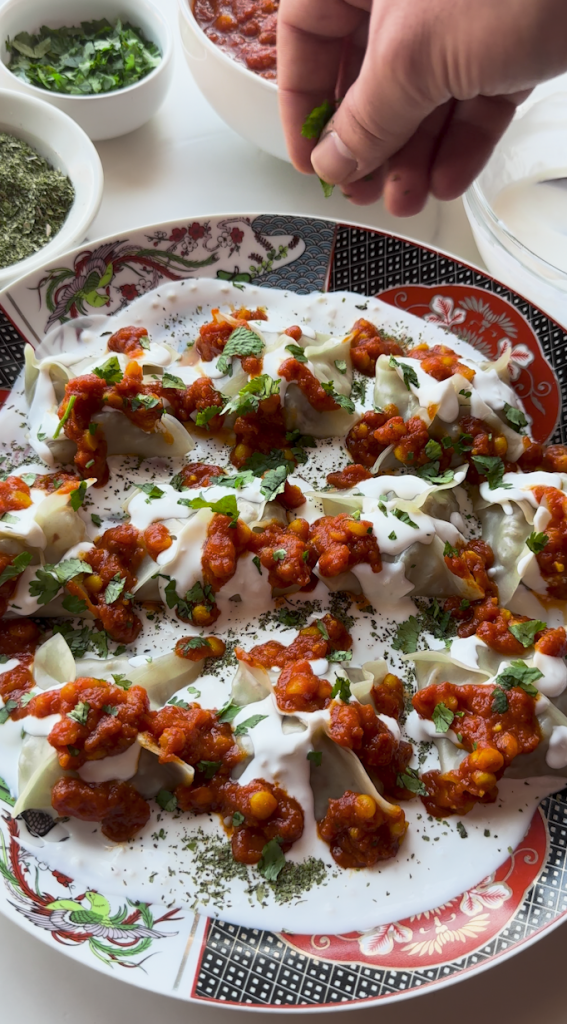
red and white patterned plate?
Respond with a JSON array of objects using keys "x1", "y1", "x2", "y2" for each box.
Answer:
[{"x1": 0, "y1": 214, "x2": 565, "y2": 1011}]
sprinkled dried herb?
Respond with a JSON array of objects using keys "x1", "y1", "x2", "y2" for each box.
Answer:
[
  {"x1": 6, "y1": 19, "x2": 161, "y2": 96},
  {"x1": 0, "y1": 133, "x2": 74, "y2": 268}
]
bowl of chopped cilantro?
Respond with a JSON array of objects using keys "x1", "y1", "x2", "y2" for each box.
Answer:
[
  {"x1": 0, "y1": 88, "x2": 103, "y2": 287},
  {"x1": 0, "y1": 0, "x2": 173, "y2": 140}
]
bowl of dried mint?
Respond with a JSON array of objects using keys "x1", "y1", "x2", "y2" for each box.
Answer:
[
  {"x1": 0, "y1": 134, "x2": 74, "y2": 271},
  {"x1": 0, "y1": 0, "x2": 173, "y2": 140},
  {"x1": 0, "y1": 88, "x2": 103, "y2": 287}
]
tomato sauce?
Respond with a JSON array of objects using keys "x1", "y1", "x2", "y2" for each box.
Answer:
[
  {"x1": 407, "y1": 343, "x2": 475, "y2": 383},
  {"x1": 177, "y1": 462, "x2": 225, "y2": 488},
  {"x1": 248, "y1": 518, "x2": 315, "y2": 589},
  {"x1": 107, "y1": 325, "x2": 150, "y2": 357},
  {"x1": 328, "y1": 700, "x2": 413, "y2": 797},
  {"x1": 30, "y1": 676, "x2": 149, "y2": 770},
  {"x1": 0, "y1": 619, "x2": 41, "y2": 714},
  {"x1": 344, "y1": 406, "x2": 399, "y2": 467},
  {"x1": 318, "y1": 790, "x2": 407, "y2": 869},
  {"x1": 236, "y1": 613, "x2": 352, "y2": 669},
  {"x1": 163, "y1": 375, "x2": 225, "y2": 430},
  {"x1": 279, "y1": 358, "x2": 340, "y2": 412},
  {"x1": 532, "y1": 486, "x2": 567, "y2": 598},
  {"x1": 308, "y1": 513, "x2": 381, "y2": 578},
  {"x1": 202, "y1": 513, "x2": 251, "y2": 591},
  {"x1": 231, "y1": 393, "x2": 287, "y2": 466},
  {"x1": 64, "y1": 524, "x2": 144, "y2": 644},
  {"x1": 349, "y1": 318, "x2": 403, "y2": 376},
  {"x1": 0, "y1": 475, "x2": 31, "y2": 515},
  {"x1": 193, "y1": 0, "x2": 278, "y2": 81},
  {"x1": 413, "y1": 681, "x2": 541, "y2": 816},
  {"x1": 327, "y1": 464, "x2": 372, "y2": 489},
  {"x1": 51, "y1": 778, "x2": 150, "y2": 843}
]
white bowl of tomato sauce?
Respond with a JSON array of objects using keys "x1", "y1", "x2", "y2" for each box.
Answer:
[{"x1": 178, "y1": 0, "x2": 288, "y2": 162}]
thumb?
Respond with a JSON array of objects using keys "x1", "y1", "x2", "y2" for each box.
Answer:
[{"x1": 311, "y1": 37, "x2": 441, "y2": 185}]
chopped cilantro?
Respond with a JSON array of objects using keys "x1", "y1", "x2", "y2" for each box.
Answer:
[
  {"x1": 0, "y1": 551, "x2": 32, "y2": 588},
  {"x1": 102, "y1": 704, "x2": 118, "y2": 717},
  {"x1": 327, "y1": 649, "x2": 352, "y2": 663},
  {"x1": 91, "y1": 513, "x2": 102, "y2": 527},
  {"x1": 396, "y1": 766, "x2": 427, "y2": 795},
  {"x1": 0, "y1": 700, "x2": 18, "y2": 724},
  {"x1": 472, "y1": 455, "x2": 509, "y2": 490},
  {"x1": 334, "y1": 359, "x2": 348, "y2": 374},
  {"x1": 509, "y1": 620, "x2": 547, "y2": 648},
  {"x1": 252, "y1": 555, "x2": 262, "y2": 574},
  {"x1": 178, "y1": 492, "x2": 238, "y2": 524},
  {"x1": 301, "y1": 99, "x2": 334, "y2": 139},
  {"x1": 67, "y1": 701, "x2": 90, "y2": 725},
  {"x1": 112, "y1": 674, "x2": 132, "y2": 690},
  {"x1": 156, "y1": 789, "x2": 178, "y2": 812},
  {"x1": 504, "y1": 403, "x2": 528, "y2": 433},
  {"x1": 93, "y1": 355, "x2": 123, "y2": 384},
  {"x1": 168, "y1": 695, "x2": 190, "y2": 710},
  {"x1": 330, "y1": 676, "x2": 351, "y2": 702},
  {"x1": 195, "y1": 404, "x2": 224, "y2": 428},
  {"x1": 217, "y1": 470, "x2": 255, "y2": 490},
  {"x1": 432, "y1": 702, "x2": 455, "y2": 733},
  {"x1": 52, "y1": 394, "x2": 76, "y2": 438},
  {"x1": 316, "y1": 619, "x2": 330, "y2": 640},
  {"x1": 104, "y1": 574, "x2": 126, "y2": 605},
  {"x1": 70, "y1": 480, "x2": 87, "y2": 510},
  {"x1": 443, "y1": 542, "x2": 460, "y2": 558},
  {"x1": 392, "y1": 508, "x2": 418, "y2": 529},
  {"x1": 392, "y1": 615, "x2": 420, "y2": 654},
  {"x1": 196, "y1": 760, "x2": 222, "y2": 778},
  {"x1": 217, "y1": 327, "x2": 264, "y2": 376},
  {"x1": 320, "y1": 380, "x2": 355, "y2": 413},
  {"x1": 234, "y1": 714, "x2": 268, "y2": 735},
  {"x1": 217, "y1": 698, "x2": 243, "y2": 724},
  {"x1": 307, "y1": 750, "x2": 323, "y2": 767},
  {"x1": 232, "y1": 811, "x2": 245, "y2": 827},
  {"x1": 285, "y1": 343, "x2": 307, "y2": 363},
  {"x1": 161, "y1": 371, "x2": 186, "y2": 390},
  {"x1": 258, "y1": 836, "x2": 286, "y2": 881},
  {"x1": 494, "y1": 660, "x2": 542, "y2": 695},
  {"x1": 424, "y1": 439, "x2": 442, "y2": 461},
  {"x1": 492, "y1": 687, "x2": 509, "y2": 714},
  {"x1": 137, "y1": 482, "x2": 165, "y2": 503},
  {"x1": 459, "y1": 389, "x2": 472, "y2": 398},
  {"x1": 389, "y1": 355, "x2": 419, "y2": 390},
  {"x1": 456, "y1": 821, "x2": 468, "y2": 839},
  {"x1": 526, "y1": 531, "x2": 548, "y2": 554},
  {"x1": 61, "y1": 594, "x2": 88, "y2": 615},
  {"x1": 223, "y1": 375, "x2": 280, "y2": 417}
]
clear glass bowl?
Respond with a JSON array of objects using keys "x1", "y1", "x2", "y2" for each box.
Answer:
[{"x1": 464, "y1": 90, "x2": 567, "y2": 326}]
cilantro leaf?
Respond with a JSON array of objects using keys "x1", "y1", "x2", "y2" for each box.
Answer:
[
  {"x1": 301, "y1": 99, "x2": 334, "y2": 139},
  {"x1": 392, "y1": 508, "x2": 418, "y2": 529},
  {"x1": 53, "y1": 394, "x2": 76, "y2": 439},
  {"x1": 168, "y1": 695, "x2": 190, "y2": 710},
  {"x1": 392, "y1": 615, "x2": 420, "y2": 654},
  {"x1": 156, "y1": 789, "x2": 178, "y2": 811},
  {"x1": 195, "y1": 405, "x2": 224, "y2": 428},
  {"x1": 443, "y1": 542, "x2": 460, "y2": 558},
  {"x1": 307, "y1": 750, "x2": 323, "y2": 767},
  {"x1": 492, "y1": 687, "x2": 509, "y2": 714},
  {"x1": 196, "y1": 759, "x2": 222, "y2": 778},
  {"x1": 161, "y1": 371, "x2": 186, "y2": 390},
  {"x1": 103, "y1": 704, "x2": 118, "y2": 716},
  {"x1": 178, "y1": 492, "x2": 238, "y2": 524},
  {"x1": 0, "y1": 700, "x2": 18, "y2": 724},
  {"x1": 416, "y1": 462, "x2": 455, "y2": 485},
  {"x1": 0, "y1": 551, "x2": 32, "y2": 589},
  {"x1": 504, "y1": 403, "x2": 528, "y2": 433},
  {"x1": 179, "y1": 637, "x2": 212, "y2": 653},
  {"x1": 396, "y1": 766, "x2": 427, "y2": 795},
  {"x1": 137, "y1": 482, "x2": 165, "y2": 503},
  {"x1": 112, "y1": 674, "x2": 132, "y2": 690},
  {"x1": 217, "y1": 699, "x2": 243, "y2": 724},
  {"x1": 70, "y1": 481, "x2": 87, "y2": 510},
  {"x1": 432, "y1": 702, "x2": 455, "y2": 733},
  {"x1": 129, "y1": 393, "x2": 161, "y2": 412},
  {"x1": 232, "y1": 811, "x2": 245, "y2": 827},
  {"x1": 67, "y1": 701, "x2": 90, "y2": 725},
  {"x1": 55, "y1": 558, "x2": 93, "y2": 584},
  {"x1": 285, "y1": 343, "x2": 307, "y2": 363},
  {"x1": 472, "y1": 455, "x2": 509, "y2": 490},
  {"x1": 456, "y1": 821, "x2": 468, "y2": 839},
  {"x1": 318, "y1": 177, "x2": 334, "y2": 198},
  {"x1": 389, "y1": 356, "x2": 419, "y2": 390},
  {"x1": 223, "y1": 375, "x2": 281, "y2": 417},
  {"x1": 217, "y1": 470, "x2": 256, "y2": 490},
  {"x1": 526, "y1": 531, "x2": 548, "y2": 554},
  {"x1": 104, "y1": 574, "x2": 126, "y2": 605},
  {"x1": 217, "y1": 327, "x2": 264, "y2": 376},
  {"x1": 62, "y1": 595, "x2": 88, "y2": 615},
  {"x1": 20, "y1": 473, "x2": 36, "y2": 486},
  {"x1": 91, "y1": 513, "x2": 102, "y2": 528},
  {"x1": 29, "y1": 567, "x2": 61, "y2": 606},
  {"x1": 424, "y1": 439, "x2": 442, "y2": 461},
  {"x1": 320, "y1": 380, "x2": 355, "y2": 413},
  {"x1": 330, "y1": 676, "x2": 351, "y2": 702},
  {"x1": 93, "y1": 355, "x2": 123, "y2": 384},
  {"x1": 509, "y1": 620, "x2": 547, "y2": 648},
  {"x1": 316, "y1": 619, "x2": 330, "y2": 640},
  {"x1": 494, "y1": 660, "x2": 543, "y2": 695},
  {"x1": 334, "y1": 359, "x2": 348, "y2": 374},
  {"x1": 252, "y1": 555, "x2": 262, "y2": 574},
  {"x1": 327, "y1": 649, "x2": 352, "y2": 663},
  {"x1": 258, "y1": 836, "x2": 286, "y2": 881},
  {"x1": 260, "y1": 465, "x2": 289, "y2": 501},
  {"x1": 234, "y1": 713, "x2": 268, "y2": 735}
]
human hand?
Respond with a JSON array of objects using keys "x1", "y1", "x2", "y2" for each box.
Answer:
[{"x1": 277, "y1": 0, "x2": 567, "y2": 214}]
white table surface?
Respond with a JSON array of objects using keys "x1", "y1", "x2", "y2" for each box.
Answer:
[{"x1": 1, "y1": 0, "x2": 566, "y2": 1018}]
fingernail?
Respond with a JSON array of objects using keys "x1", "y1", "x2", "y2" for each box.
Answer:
[{"x1": 312, "y1": 131, "x2": 358, "y2": 185}]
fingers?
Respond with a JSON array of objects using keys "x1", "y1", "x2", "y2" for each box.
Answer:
[
  {"x1": 277, "y1": 0, "x2": 365, "y2": 171},
  {"x1": 382, "y1": 101, "x2": 455, "y2": 216},
  {"x1": 311, "y1": 11, "x2": 443, "y2": 186},
  {"x1": 430, "y1": 94, "x2": 521, "y2": 200}
]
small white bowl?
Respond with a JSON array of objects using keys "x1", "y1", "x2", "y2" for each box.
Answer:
[
  {"x1": 464, "y1": 91, "x2": 567, "y2": 326},
  {"x1": 0, "y1": 89, "x2": 103, "y2": 289},
  {"x1": 177, "y1": 0, "x2": 287, "y2": 162},
  {"x1": 0, "y1": 0, "x2": 174, "y2": 141}
]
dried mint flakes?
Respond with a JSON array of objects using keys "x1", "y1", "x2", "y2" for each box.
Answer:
[{"x1": 0, "y1": 133, "x2": 74, "y2": 269}]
